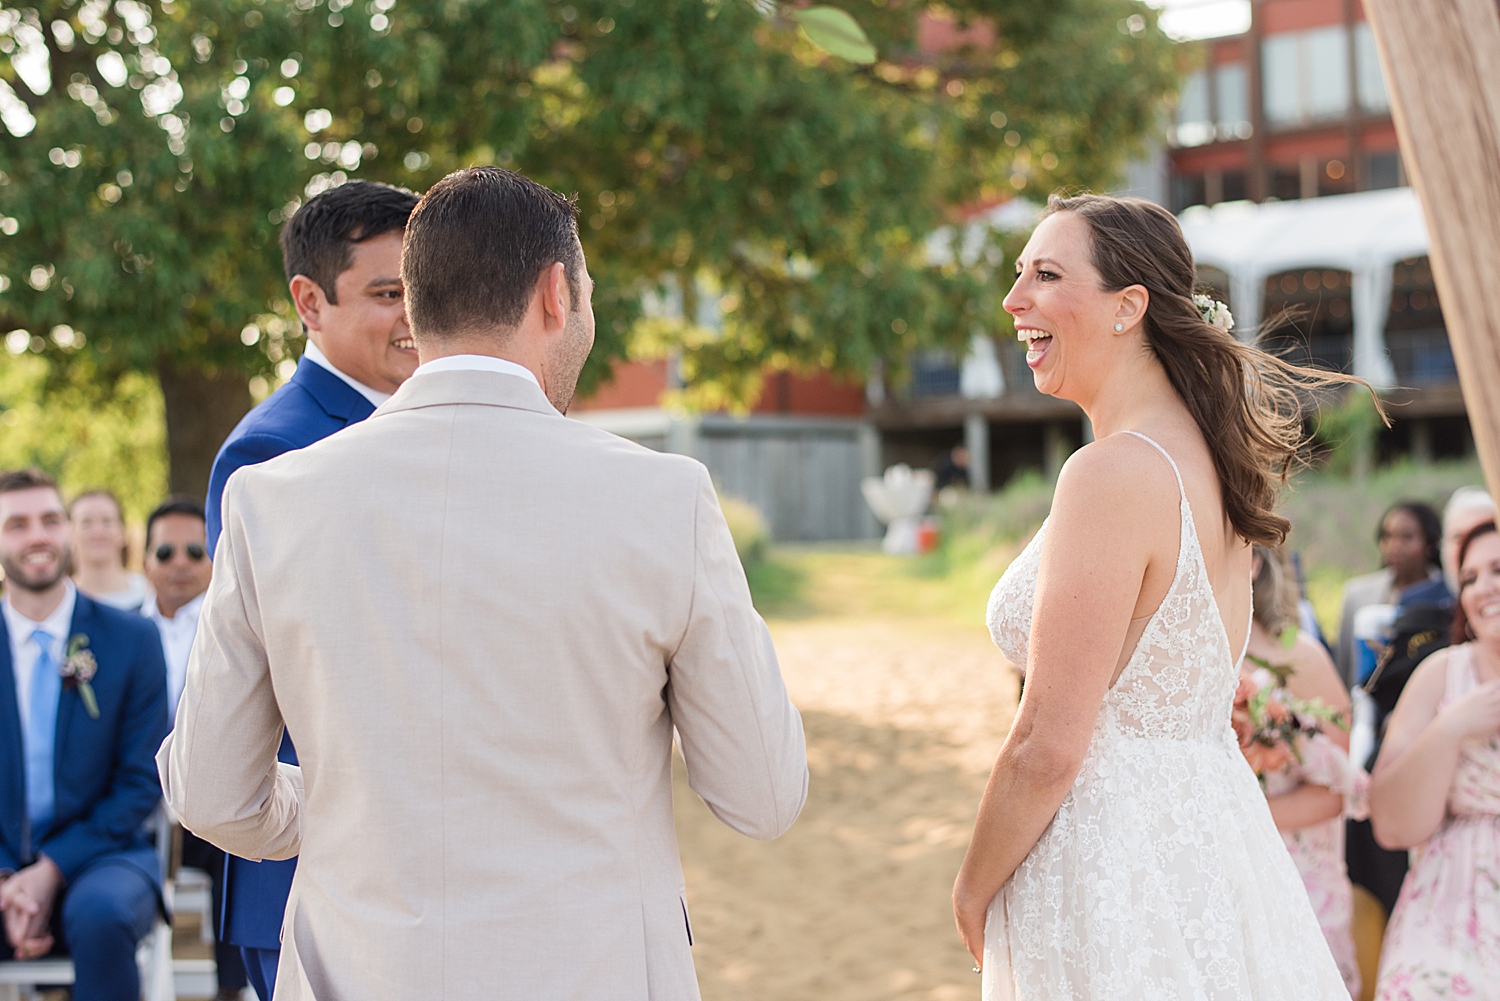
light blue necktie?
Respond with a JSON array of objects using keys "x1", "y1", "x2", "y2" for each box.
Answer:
[{"x1": 24, "y1": 627, "x2": 60, "y2": 847}]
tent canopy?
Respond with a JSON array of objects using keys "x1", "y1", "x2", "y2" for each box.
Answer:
[{"x1": 1177, "y1": 188, "x2": 1430, "y2": 386}]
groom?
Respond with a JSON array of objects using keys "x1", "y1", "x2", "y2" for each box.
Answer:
[{"x1": 160, "y1": 167, "x2": 808, "y2": 1000}]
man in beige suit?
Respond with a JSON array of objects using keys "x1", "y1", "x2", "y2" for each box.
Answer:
[{"x1": 159, "y1": 167, "x2": 808, "y2": 1000}]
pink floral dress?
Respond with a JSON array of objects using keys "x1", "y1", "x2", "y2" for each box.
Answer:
[
  {"x1": 1375, "y1": 644, "x2": 1500, "y2": 1001},
  {"x1": 1264, "y1": 730, "x2": 1366, "y2": 998}
]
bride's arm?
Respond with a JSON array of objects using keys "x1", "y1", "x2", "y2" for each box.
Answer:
[{"x1": 953, "y1": 440, "x2": 1167, "y2": 965}]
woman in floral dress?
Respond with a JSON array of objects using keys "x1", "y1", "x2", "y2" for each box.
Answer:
[
  {"x1": 1243, "y1": 545, "x2": 1363, "y2": 997},
  {"x1": 1370, "y1": 520, "x2": 1500, "y2": 1000}
]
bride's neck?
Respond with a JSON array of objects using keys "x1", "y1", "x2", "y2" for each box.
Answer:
[{"x1": 1080, "y1": 351, "x2": 1180, "y2": 439}]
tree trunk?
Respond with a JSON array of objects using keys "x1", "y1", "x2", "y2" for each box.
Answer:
[
  {"x1": 156, "y1": 359, "x2": 253, "y2": 502},
  {"x1": 1363, "y1": 0, "x2": 1500, "y2": 498}
]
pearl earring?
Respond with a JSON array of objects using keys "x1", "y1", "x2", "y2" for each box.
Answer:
[{"x1": 1114, "y1": 323, "x2": 1124, "y2": 331}]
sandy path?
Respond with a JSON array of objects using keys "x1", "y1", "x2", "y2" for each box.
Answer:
[{"x1": 673, "y1": 617, "x2": 1019, "y2": 1001}]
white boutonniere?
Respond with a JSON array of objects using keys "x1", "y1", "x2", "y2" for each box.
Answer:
[
  {"x1": 1193, "y1": 292, "x2": 1234, "y2": 332},
  {"x1": 62, "y1": 634, "x2": 100, "y2": 719}
]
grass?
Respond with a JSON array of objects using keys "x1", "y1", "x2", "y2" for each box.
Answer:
[{"x1": 744, "y1": 458, "x2": 1489, "y2": 643}]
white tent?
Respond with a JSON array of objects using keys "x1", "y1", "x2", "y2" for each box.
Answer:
[{"x1": 1177, "y1": 187, "x2": 1430, "y2": 387}]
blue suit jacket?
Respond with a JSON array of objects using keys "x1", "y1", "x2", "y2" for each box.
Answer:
[
  {"x1": 206, "y1": 355, "x2": 376, "y2": 949},
  {"x1": 0, "y1": 593, "x2": 170, "y2": 893}
]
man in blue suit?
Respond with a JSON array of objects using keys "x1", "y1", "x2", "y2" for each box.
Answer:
[
  {"x1": 204, "y1": 179, "x2": 419, "y2": 1000},
  {"x1": 0, "y1": 468, "x2": 170, "y2": 1001}
]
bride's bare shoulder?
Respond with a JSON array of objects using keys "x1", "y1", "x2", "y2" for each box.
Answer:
[{"x1": 1050, "y1": 434, "x2": 1180, "y2": 533}]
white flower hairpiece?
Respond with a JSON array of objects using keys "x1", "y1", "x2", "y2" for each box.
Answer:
[{"x1": 1193, "y1": 293, "x2": 1234, "y2": 332}]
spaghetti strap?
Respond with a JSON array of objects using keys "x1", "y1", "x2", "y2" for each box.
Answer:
[{"x1": 1121, "y1": 430, "x2": 1185, "y2": 499}]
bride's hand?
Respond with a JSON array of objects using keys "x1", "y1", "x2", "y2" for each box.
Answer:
[{"x1": 952, "y1": 881, "x2": 986, "y2": 969}]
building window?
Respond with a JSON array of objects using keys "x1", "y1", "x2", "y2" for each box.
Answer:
[
  {"x1": 1268, "y1": 166, "x2": 1301, "y2": 201},
  {"x1": 1387, "y1": 256, "x2": 1455, "y2": 386},
  {"x1": 1215, "y1": 63, "x2": 1251, "y2": 139},
  {"x1": 1173, "y1": 70, "x2": 1214, "y2": 147},
  {"x1": 1354, "y1": 22, "x2": 1390, "y2": 112},
  {"x1": 1319, "y1": 159, "x2": 1356, "y2": 196},
  {"x1": 1263, "y1": 27, "x2": 1351, "y2": 127},
  {"x1": 1260, "y1": 269, "x2": 1354, "y2": 373},
  {"x1": 1222, "y1": 170, "x2": 1248, "y2": 202},
  {"x1": 909, "y1": 351, "x2": 962, "y2": 398},
  {"x1": 1366, "y1": 150, "x2": 1402, "y2": 190},
  {"x1": 1171, "y1": 173, "x2": 1208, "y2": 212}
]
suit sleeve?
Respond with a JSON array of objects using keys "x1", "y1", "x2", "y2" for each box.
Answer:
[
  {"x1": 41, "y1": 622, "x2": 171, "y2": 880},
  {"x1": 157, "y1": 472, "x2": 302, "y2": 861},
  {"x1": 207, "y1": 432, "x2": 299, "y2": 555},
  {"x1": 664, "y1": 466, "x2": 808, "y2": 840}
]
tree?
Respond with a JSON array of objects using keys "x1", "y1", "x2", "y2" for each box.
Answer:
[{"x1": 0, "y1": 0, "x2": 1176, "y2": 495}]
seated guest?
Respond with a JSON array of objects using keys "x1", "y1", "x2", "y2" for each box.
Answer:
[
  {"x1": 1370, "y1": 520, "x2": 1500, "y2": 1000},
  {"x1": 1243, "y1": 545, "x2": 1362, "y2": 997},
  {"x1": 69, "y1": 490, "x2": 148, "y2": 611},
  {"x1": 140, "y1": 495, "x2": 247, "y2": 1000},
  {"x1": 0, "y1": 468, "x2": 169, "y2": 1001}
]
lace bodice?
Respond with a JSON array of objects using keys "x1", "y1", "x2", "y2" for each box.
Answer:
[
  {"x1": 986, "y1": 432, "x2": 1248, "y2": 742},
  {"x1": 980, "y1": 432, "x2": 1348, "y2": 1000}
]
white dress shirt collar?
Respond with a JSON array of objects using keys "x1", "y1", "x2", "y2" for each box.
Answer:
[
  {"x1": 411, "y1": 354, "x2": 542, "y2": 390},
  {"x1": 144, "y1": 590, "x2": 205, "y2": 722},
  {"x1": 302, "y1": 340, "x2": 393, "y2": 408},
  {"x1": 4, "y1": 580, "x2": 77, "y2": 732}
]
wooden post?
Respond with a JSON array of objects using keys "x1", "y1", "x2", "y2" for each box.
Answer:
[{"x1": 1362, "y1": 0, "x2": 1500, "y2": 498}]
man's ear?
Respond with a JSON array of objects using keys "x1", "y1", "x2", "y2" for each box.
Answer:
[
  {"x1": 289, "y1": 275, "x2": 329, "y2": 333},
  {"x1": 538, "y1": 262, "x2": 569, "y2": 331}
]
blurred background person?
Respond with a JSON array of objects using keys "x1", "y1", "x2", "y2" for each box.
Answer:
[
  {"x1": 1442, "y1": 487, "x2": 1496, "y2": 594},
  {"x1": 1336, "y1": 502, "x2": 1446, "y2": 689},
  {"x1": 932, "y1": 444, "x2": 971, "y2": 492},
  {"x1": 1244, "y1": 544, "x2": 1361, "y2": 997},
  {"x1": 1368, "y1": 519, "x2": 1500, "y2": 1000},
  {"x1": 69, "y1": 490, "x2": 148, "y2": 612},
  {"x1": 141, "y1": 495, "x2": 247, "y2": 1000}
]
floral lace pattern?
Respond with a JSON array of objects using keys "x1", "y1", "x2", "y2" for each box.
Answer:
[
  {"x1": 981, "y1": 432, "x2": 1349, "y2": 1000},
  {"x1": 1374, "y1": 644, "x2": 1500, "y2": 1001}
]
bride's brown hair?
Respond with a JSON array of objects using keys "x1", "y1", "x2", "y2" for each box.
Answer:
[{"x1": 1047, "y1": 193, "x2": 1378, "y2": 547}]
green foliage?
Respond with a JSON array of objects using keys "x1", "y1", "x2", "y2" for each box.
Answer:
[
  {"x1": 0, "y1": 350, "x2": 167, "y2": 518},
  {"x1": 1310, "y1": 390, "x2": 1383, "y2": 478},
  {"x1": 719, "y1": 490, "x2": 770, "y2": 565},
  {"x1": 0, "y1": 0, "x2": 1178, "y2": 410}
]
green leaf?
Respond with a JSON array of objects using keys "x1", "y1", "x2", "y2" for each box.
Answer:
[
  {"x1": 793, "y1": 6, "x2": 877, "y2": 64},
  {"x1": 1280, "y1": 623, "x2": 1299, "y2": 651},
  {"x1": 79, "y1": 681, "x2": 100, "y2": 720}
]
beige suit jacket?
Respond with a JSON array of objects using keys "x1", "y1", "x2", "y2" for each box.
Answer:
[{"x1": 158, "y1": 370, "x2": 808, "y2": 1000}]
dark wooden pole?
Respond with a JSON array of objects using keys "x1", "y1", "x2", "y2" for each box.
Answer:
[{"x1": 1362, "y1": 0, "x2": 1500, "y2": 496}]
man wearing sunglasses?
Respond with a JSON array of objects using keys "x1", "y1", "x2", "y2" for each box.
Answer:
[{"x1": 140, "y1": 496, "x2": 247, "y2": 1000}]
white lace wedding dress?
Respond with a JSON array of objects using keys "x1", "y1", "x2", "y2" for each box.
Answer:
[{"x1": 982, "y1": 432, "x2": 1348, "y2": 1000}]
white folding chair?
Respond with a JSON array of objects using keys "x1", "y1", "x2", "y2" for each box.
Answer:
[{"x1": 0, "y1": 807, "x2": 175, "y2": 1001}]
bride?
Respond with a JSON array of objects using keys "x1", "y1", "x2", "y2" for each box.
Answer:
[{"x1": 955, "y1": 194, "x2": 1355, "y2": 999}]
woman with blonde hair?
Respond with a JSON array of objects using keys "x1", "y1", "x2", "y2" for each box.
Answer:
[
  {"x1": 1243, "y1": 544, "x2": 1361, "y2": 996},
  {"x1": 69, "y1": 488, "x2": 148, "y2": 611},
  {"x1": 957, "y1": 193, "x2": 1360, "y2": 999}
]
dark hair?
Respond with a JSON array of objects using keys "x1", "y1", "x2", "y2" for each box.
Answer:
[
  {"x1": 402, "y1": 167, "x2": 581, "y2": 337},
  {"x1": 145, "y1": 496, "x2": 206, "y2": 551},
  {"x1": 69, "y1": 488, "x2": 128, "y2": 564},
  {"x1": 0, "y1": 467, "x2": 60, "y2": 499},
  {"x1": 1379, "y1": 500, "x2": 1443, "y2": 569},
  {"x1": 1046, "y1": 194, "x2": 1377, "y2": 546},
  {"x1": 1452, "y1": 519, "x2": 1497, "y2": 644},
  {"x1": 280, "y1": 180, "x2": 419, "y2": 303}
]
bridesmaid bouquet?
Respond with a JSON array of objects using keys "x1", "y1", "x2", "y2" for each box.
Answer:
[{"x1": 1233, "y1": 636, "x2": 1348, "y2": 778}]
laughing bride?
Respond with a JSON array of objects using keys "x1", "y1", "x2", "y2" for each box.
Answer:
[{"x1": 954, "y1": 193, "x2": 1360, "y2": 1000}]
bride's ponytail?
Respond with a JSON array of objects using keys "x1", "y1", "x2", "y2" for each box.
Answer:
[{"x1": 1046, "y1": 193, "x2": 1380, "y2": 547}]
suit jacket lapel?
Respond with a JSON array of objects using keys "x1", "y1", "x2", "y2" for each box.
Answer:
[
  {"x1": 291, "y1": 357, "x2": 378, "y2": 426},
  {"x1": 0, "y1": 614, "x2": 24, "y2": 860},
  {"x1": 51, "y1": 596, "x2": 93, "y2": 809}
]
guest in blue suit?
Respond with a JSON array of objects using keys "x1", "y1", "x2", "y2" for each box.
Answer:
[
  {"x1": 203, "y1": 179, "x2": 419, "y2": 1001},
  {"x1": 0, "y1": 468, "x2": 170, "y2": 1001}
]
